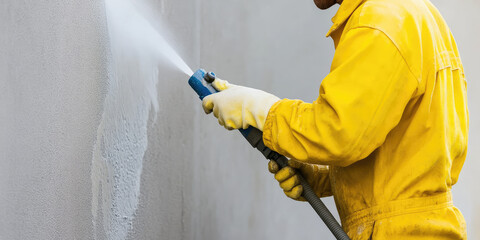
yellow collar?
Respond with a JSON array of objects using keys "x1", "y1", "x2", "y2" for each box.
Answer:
[{"x1": 326, "y1": 0, "x2": 366, "y2": 37}]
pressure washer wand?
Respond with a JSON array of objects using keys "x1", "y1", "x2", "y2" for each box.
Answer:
[{"x1": 188, "y1": 69, "x2": 350, "y2": 240}]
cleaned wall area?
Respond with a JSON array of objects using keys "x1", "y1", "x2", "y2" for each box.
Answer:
[{"x1": 0, "y1": 0, "x2": 478, "y2": 239}]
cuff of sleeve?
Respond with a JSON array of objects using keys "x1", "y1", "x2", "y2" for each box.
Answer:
[{"x1": 262, "y1": 99, "x2": 284, "y2": 151}]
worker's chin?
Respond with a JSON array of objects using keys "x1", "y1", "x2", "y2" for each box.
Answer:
[{"x1": 313, "y1": 0, "x2": 336, "y2": 9}]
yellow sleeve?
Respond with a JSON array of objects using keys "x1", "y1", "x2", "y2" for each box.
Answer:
[{"x1": 263, "y1": 27, "x2": 419, "y2": 167}]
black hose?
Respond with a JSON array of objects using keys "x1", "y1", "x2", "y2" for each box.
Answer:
[
  {"x1": 244, "y1": 128, "x2": 350, "y2": 240},
  {"x1": 273, "y1": 155, "x2": 350, "y2": 240}
]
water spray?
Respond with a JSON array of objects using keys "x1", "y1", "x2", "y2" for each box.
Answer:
[{"x1": 188, "y1": 69, "x2": 351, "y2": 240}]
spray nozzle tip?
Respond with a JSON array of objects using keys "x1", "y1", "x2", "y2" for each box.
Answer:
[{"x1": 204, "y1": 72, "x2": 216, "y2": 83}]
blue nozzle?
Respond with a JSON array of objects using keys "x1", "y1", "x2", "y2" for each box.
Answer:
[{"x1": 188, "y1": 69, "x2": 217, "y2": 100}]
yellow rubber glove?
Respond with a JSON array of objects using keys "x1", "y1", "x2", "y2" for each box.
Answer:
[
  {"x1": 268, "y1": 159, "x2": 330, "y2": 201},
  {"x1": 202, "y1": 79, "x2": 280, "y2": 131}
]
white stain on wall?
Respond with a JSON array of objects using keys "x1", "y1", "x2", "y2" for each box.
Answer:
[{"x1": 91, "y1": 0, "x2": 160, "y2": 239}]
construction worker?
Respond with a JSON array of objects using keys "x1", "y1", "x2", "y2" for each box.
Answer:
[{"x1": 202, "y1": 0, "x2": 468, "y2": 238}]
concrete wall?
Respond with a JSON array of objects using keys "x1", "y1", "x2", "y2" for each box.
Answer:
[
  {"x1": 0, "y1": 1, "x2": 107, "y2": 239},
  {"x1": 0, "y1": 0, "x2": 478, "y2": 239}
]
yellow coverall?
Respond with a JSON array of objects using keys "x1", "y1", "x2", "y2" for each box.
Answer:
[{"x1": 262, "y1": 0, "x2": 468, "y2": 239}]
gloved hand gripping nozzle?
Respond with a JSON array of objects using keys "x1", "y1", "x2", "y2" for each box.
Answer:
[{"x1": 188, "y1": 69, "x2": 350, "y2": 240}]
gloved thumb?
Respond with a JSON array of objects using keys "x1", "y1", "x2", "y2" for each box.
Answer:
[
  {"x1": 211, "y1": 78, "x2": 233, "y2": 91},
  {"x1": 201, "y1": 78, "x2": 234, "y2": 115}
]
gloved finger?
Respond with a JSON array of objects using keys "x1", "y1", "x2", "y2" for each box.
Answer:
[
  {"x1": 279, "y1": 175, "x2": 300, "y2": 191},
  {"x1": 217, "y1": 117, "x2": 225, "y2": 127},
  {"x1": 211, "y1": 78, "x2": 232, "y2": 91},
  {"x1": 274, "y1": 166, "x2": 295, "y2": 182},
  {"x1": 268, "y1": 160, "x2": 279, "y2": 173},
  {"x1": 284, "y1": 185, "x2": 304, "y2": 200},
  {"x1": 202, "y1": 96, "x2": 214, "y2": 114},
  {"x1": 224, "y1": 119, "x2": 238, "y2": 130},
  {"x1": 212, "y1": 104, "x2": 220, "y2": 119}
]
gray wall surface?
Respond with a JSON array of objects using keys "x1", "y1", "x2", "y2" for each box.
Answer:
[{"x1": 0, "y1": 0, "x2": 478, "y2": 239}]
